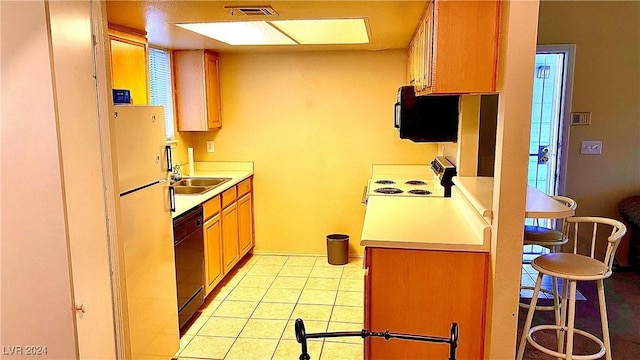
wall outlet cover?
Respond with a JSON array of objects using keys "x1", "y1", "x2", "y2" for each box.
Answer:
[{"x1": 206, "y1": 141, "x2": 215, "y2": 153}]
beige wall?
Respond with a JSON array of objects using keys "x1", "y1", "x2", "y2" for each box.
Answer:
[
  {"x1": 192, "y1": 50, "x2": 438, "y2": 256},
  {"x1": 1, "y1": 1, "x2": 78, "y2": 357},
  {"x1": 538, "y1": 1, "x2": 640, "y2": 265}
]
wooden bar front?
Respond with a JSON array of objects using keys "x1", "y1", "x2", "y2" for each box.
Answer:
[{"x1": 365, "y1": 247, "x2": 488, "y2": 359}]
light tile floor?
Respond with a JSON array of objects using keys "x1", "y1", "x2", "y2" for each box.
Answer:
[{"x1": 175, "y1": 254, "x2": 365, "y2": 360}]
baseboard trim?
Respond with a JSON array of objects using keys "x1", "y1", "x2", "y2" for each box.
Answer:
[{"x1": 250, "y1": 249, "x2": 363, "y2": 260}]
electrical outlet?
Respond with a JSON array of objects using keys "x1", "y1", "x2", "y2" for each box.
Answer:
[
  {"x1": 581, "y1": 141, "x2": 602, "y2": 155},
  {"x1": 206, "y1": 141, "x2": 215, "y2": 153}
]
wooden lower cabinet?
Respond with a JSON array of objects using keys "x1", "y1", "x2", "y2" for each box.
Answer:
[
  {"x1": 221, "y1": 202, "x2": 239, "y2": 273},
  {"x1": 204, "y1": 213, "x2": 223, "y2": 295},
  {"x1": 364, "y1": 247, "x2": 488, "y2": 359},
  {"x1": 238, "y1": 193, "x2": 254, "y2": 256},
  {"x1": 201, "y1": 177, "x2": 254, "y2": 297}
]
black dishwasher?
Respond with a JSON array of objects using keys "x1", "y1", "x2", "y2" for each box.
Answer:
[{"x1": 173, "y1": 205, "x2": 204, "y2": 330}]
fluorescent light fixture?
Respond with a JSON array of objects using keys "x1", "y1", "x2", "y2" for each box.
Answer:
[
  {"x1": 270, "y1": 18, "x2": 369, "y2": 44},
  {"x1": 175, "y1": 21, "x2": 295, "y2": 45}
]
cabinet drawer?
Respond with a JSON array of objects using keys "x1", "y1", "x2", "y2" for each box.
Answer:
[
  {"x1": 203, "y1": 195, "x2": 221, "y2": 220},
  {"x1": 221, "y1": 186, "x2": 237, "y2": 209},
  {"x1": 237, "y1": 178, "x2": 252, "y2": 197}
]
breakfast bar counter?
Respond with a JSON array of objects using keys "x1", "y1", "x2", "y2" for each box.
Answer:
[
  {"x1": 453, "y1": 176, "x2": 576, "y2": 221},
  {"x1": 360, "y1": 195, "x2": 490, "y2": 252}
]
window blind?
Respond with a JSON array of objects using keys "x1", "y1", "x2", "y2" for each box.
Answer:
[{"x1": 148, "y1": 47, "x2": 175, "y2": 140}]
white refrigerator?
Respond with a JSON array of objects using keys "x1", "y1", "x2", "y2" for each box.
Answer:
[{"x1": 113, "y1": 105, "x2": 179, "y2": 359}]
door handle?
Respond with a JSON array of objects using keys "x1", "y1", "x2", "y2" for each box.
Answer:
[
  {"x1": 538, "y1": 146, "x2": 551, "y2": 164},
  {"x1": 75, "y1": 302, "x2": 87, "y2": 313},
  {"x1": 165, "y1": 145, "x2": 173, "y2": 172},
  {"x1": 169, "y1": 186, "x2": 175, "y2": 212}
]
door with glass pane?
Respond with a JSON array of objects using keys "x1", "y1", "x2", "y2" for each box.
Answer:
[
  {"x1": 525, "y1": 46, "x2": 575, "y2": 258},
  {"x1": 528, "y1": 52, "x2": 565, "y2": 194}
]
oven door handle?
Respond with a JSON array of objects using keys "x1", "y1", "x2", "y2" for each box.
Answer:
[{"x1": 361, "y1": 185, "x2": 369, "y2": 205}]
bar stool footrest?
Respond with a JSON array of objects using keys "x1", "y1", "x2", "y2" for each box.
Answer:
[{"x1": 527, "y1": 324, "x2": 605, "y2": 360}]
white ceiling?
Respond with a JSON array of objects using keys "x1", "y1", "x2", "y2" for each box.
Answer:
[{"x1": 105, "y1": 1, "x2": 426, "y2": 52}]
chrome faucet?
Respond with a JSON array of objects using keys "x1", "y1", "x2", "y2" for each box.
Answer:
[{"x1": 171, "y1": 164, "x2": 182, "y2": 182}]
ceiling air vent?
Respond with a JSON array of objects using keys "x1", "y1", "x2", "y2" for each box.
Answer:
[{"x1": 226, "y1": 5, "x2": 278, "y2": 16}]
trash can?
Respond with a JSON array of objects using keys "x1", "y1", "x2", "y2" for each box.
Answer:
[{"x1": 326, "y1": 234, "x2": 349, "y2": 265}]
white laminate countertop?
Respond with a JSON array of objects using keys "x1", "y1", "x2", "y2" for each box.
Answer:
[
  {"x1": 360, "y1": 196, "x2": 489, "y2": 252},
  {"x1": 172, "y1": 162, "x2": 253, "y2": 218},
  {"x1": 452, "y1": 176, "x2": 575, "y2": 220},
  {"x1": 452, "y1": 176, "x2": 494, "y2": 218}
]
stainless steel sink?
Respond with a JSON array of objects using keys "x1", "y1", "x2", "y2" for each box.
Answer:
[
  {"x1": 173, "y1": 177, "x2": 231, "y2": 187},
  {"x1": 173, "y1": 186, "x2": 211, "y2": 195},
  {"x1": 172, "y1": 177, "x2": 232, "y2": 195}
]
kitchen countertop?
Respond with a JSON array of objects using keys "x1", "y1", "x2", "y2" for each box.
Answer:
[
  {"x1": 173, "y1": 162, "x2": 253, "y2": 218},
  {"x1": 360, "y1": 195, "x2": 490, "y2": 252},
  {"x1": 452, "y1": 176, "x2": 494, "y2": 218},
  {"x1": 453, "y1": 176, "x2": 575, "y2": 220}
]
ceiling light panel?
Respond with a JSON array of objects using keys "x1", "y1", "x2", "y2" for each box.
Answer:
[
  {"x1": 270, "y1": 18, "x2": 369, "y2": 45},
  {"x1": 175, "y1": 21, "x2": 295, "y2": 45}
]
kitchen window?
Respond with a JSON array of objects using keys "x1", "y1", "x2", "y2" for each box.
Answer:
[{"x1": 148, "y1": 47, "x2": 175, "y2": 140}]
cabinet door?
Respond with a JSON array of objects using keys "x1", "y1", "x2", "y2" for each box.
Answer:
[
  {"x1": 366, "y1": 248, "x2": 488, "y2": 359},
  {"x1": 204, "y1": 214, "x2": 223, "y2": 295},
  {"x1": 422, "y1": 1, "x2": 434, "y2": 89},
  {"x1": 415, "y1": 20, "x2": 426, "y2": 92},
  {"x1": 238, "y1": 193, "x2": 254, "y2": 256},
  {"x1": 221, "y1": 203, "x2": 239, "y2": 274},
  {"x1": 173, "y1": 49, "x2": 222, "y2": 131},
  {"x1": 412, "y1": 0, "x2": 499, "y2": 94},
  {"x1": 204, "y1": 52, "x2": 221, "y2": 130},
  {"x1": 109, "y1": 29, "x2": 148, "y2": 105}
]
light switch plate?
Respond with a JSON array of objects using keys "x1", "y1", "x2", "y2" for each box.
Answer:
[
  {"x1": 581, "y1": 140, "x2": 602, "y2": 155},
  {"x1": 206, "y1": 141, "x2": 215, "y2": 153}
]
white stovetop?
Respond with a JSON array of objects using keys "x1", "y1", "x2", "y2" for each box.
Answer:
[{"x1": 367, "y1": 164, "x2": 444, "y2": 198}]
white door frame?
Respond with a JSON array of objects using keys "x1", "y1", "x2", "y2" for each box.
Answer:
[{"x1": 536, "y1": 44, "x2": 576, "y2": 196}]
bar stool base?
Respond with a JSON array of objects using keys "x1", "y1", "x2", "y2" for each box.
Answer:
[{"x1": 527, "y1": 324, "x2": 605, "y2": 360}]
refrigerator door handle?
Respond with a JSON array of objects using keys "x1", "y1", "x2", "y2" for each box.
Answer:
[
  {"x1": 165, "y1": 145, "x2": 173, "y2": 172},
  {"x1": 169, "y1": 186, "x2": 176, "y2": 212}
]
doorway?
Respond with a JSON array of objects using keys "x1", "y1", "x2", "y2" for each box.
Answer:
[{"x1": 524, "y1": 44, "x2": 575, "y2": 259}]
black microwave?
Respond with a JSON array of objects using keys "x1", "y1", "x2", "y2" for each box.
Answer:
[{"x1": 394, "y1": 86, "x2": 460, "y2": 142}]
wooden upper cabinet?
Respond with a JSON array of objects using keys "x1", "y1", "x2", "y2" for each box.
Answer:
[
  {"x1": 173, "y1": 50, "x2": 222, "y2": 131},
  {"x1": 410, "y1": 0, "x2": 500, "y2": 94},
  {"x1": 108, "y1": 26, "x2": 149, "y2": 104}
]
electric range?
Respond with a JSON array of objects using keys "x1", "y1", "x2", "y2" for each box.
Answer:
[{"x1": 366, "y1": 156, "x2": 457, "y2": 200}]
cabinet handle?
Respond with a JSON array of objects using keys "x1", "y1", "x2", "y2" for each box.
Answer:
[{"x1": 75, "y1": 302, "x2": 87, "y2": 313}]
